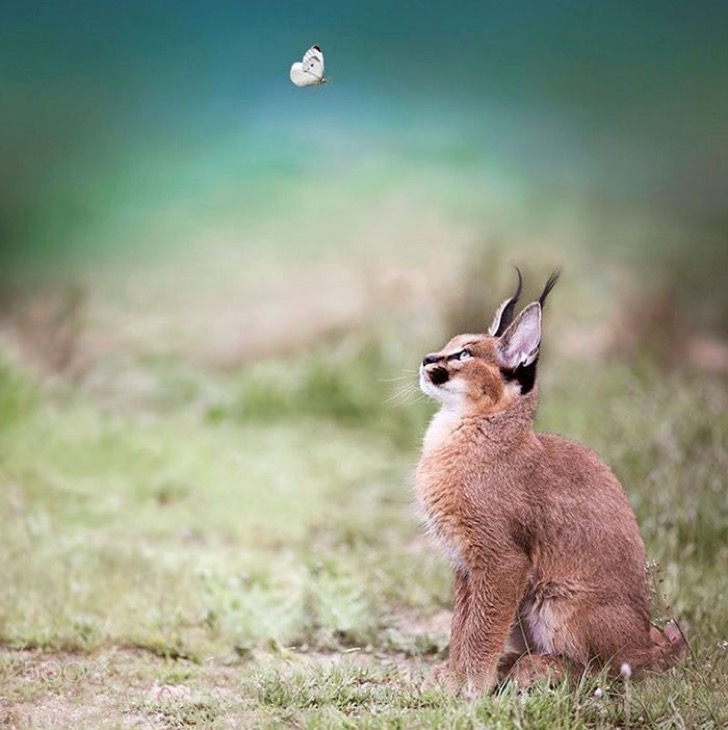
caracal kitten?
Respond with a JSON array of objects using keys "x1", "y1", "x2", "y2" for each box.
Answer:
[{"x1": 415, "y1": 270, "x2": 687, "y2": 695}]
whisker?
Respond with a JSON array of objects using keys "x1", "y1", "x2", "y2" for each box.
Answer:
[
  {"x1": 385, "y1": 390, "x2": 414, "y2": 405},
  {"x1": 394, "y1": 391, "x2": 429, "y2": 407},
  {"x1": 386, "y1": 381, "x2": 428, "y2": 406},
  {"x1": 385, "y1": 383, "x2": 419, "y2": 404}
]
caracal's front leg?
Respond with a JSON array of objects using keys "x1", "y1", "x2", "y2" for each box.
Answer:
[
  {"x1": 424, "y1": 568, "x2": 469, "y2": 693},
  {"x1": 455, "y1": 559, "x2": 531, "y2": 697},
  {"x1": 448, "y1": 568, "x2": 470, "y2": 669}
]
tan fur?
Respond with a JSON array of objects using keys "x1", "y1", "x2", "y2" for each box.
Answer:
[{"x1": 415, "y1": 282, "x2": 687, "y2": 696}]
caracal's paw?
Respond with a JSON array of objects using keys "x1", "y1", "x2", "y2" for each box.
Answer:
[
  {"x1": 421, "y1": 663, "x2": 460, "y2": 694},
  {"x1": 421, "y1": 664, "x2": 495, "y2": 699}
]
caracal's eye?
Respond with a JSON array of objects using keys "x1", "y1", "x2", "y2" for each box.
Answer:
[{"x1": 459, "y1": 349, "x2": 472, "y2": 361}]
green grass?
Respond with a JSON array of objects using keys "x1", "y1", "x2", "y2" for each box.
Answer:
[{"x1": 0, "y1": 336, "x2": 726, "y2": 727}]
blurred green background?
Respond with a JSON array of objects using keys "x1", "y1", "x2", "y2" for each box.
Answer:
[
  {"x1": 2, "y1": 0, "x2": 727, "y2": 270},
  {"x1": 3, "y1": 1, "x2": 727, "y2": 354}
]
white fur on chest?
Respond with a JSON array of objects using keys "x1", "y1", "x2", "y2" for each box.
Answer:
[
  {"x1": 415, "y1": 501, "x2": 467, "y2": 571},
  {"x1": 422, "y1": 407, "x2": 462, "y2": 454},
  {"x1": 417, "y1": 406, "x2": 468, "y2": 571}
]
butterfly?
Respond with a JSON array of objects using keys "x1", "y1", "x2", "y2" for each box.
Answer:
[{"x1": 290, "y1": 45, "x2": 327, "y2": 87}]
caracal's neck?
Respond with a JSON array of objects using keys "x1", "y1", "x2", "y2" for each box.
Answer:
[{"x1": 421, "y1": 387, "x2": 540, "y2": 458}]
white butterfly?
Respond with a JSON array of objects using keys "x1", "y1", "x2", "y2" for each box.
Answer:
[{"x1": 290, "y1": 45, "x2": 326, "y2": 87}]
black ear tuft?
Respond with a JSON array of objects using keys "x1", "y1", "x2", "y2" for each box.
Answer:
[
  {"x1": 494, "y1": 267, "x2": 523, "y2": 337},
  {"x1": 538, "y1": 269, "x2": 561, "y2": 309}
]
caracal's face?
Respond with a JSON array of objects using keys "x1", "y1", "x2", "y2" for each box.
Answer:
[{"x1": 419, "y1": 333, "x2": 519, "y2": 414}]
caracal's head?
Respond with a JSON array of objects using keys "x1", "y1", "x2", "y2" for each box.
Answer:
[{"x1": 419, "y1": 270, "x2": 559, "y2": 416}]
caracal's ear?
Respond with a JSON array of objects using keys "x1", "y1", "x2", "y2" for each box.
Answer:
[
  {"x1": 488, "y1": 268, "x2": 523, "y2": 337},
  {"x1": 496, "y1": 302, "x2": 542, "y2": 370}
]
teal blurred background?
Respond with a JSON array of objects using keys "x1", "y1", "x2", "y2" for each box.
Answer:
[{"x1": 2, "y1": 1, "x2": 727, "y2": 275}]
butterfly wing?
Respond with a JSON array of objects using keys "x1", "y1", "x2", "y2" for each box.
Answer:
[
  {"x1": 290, "y1": 61, "x2": 315, "y2": 87},
  {"x1": 302, "y1": 45, "x2": 324, "y2": 80}
]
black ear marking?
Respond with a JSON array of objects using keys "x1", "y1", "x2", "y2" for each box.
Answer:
[{"x1": 500, "y1": 362, "x2": 538, "y2": 394}]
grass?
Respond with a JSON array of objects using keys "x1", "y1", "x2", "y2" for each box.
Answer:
[{"x1": 1, "y1": 311, "x2": 727, "y2": 726}]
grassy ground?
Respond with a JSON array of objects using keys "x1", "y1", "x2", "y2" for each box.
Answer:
[
  {"x1": 1, "y1": 218, "x2": 727, "y2": 727},
  {"x1": 1, "y1": 329, "x2": 726, "y2": 728}
]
